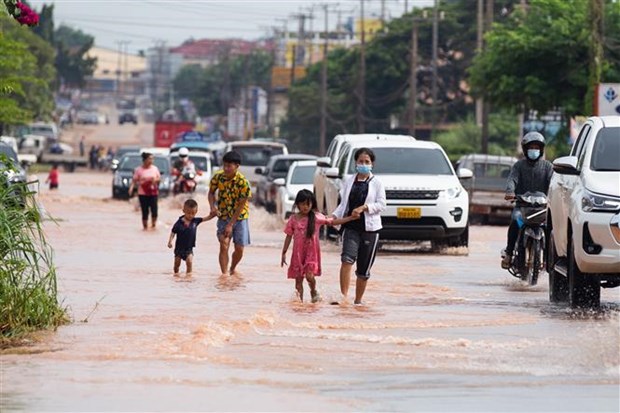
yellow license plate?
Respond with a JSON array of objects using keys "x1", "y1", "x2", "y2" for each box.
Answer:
[{"x1": 397, "y1": 207, "x2": 421, "y2": 219}]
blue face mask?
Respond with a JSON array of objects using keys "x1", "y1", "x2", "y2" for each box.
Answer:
[
  {"x1": 527, "y1": 149, "x2": 541, "y2": 160},
  {"x1": 356, "y1": 164, "x2": 372, "y2": 174}
]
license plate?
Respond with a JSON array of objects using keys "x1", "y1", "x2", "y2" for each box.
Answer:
[{"x1": 397, "y1": 207, "x2": 421, "y2": 219}]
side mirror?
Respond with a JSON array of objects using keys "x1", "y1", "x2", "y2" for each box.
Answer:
[
  {"x1": 457, "y1": 167, "x2": 473, "y2": 179},
  {"x1": 316, "y1": 156, "x2": 331, "y2": 168},
  {"x1": 553, "y1": 156, "x2": 579, "y2": 175},
  {"x1": 255, "y1": 166, "x2": 266, "y2": 175},
  {"x1": 325, "y1": 167, "x2": 340, "y2": 179},
  {"x1": 273, "y1": 178, "x2": 285, "y2": 186},
  {"x1": 110, "y1": 162, "x2": 118, "y2": 172}
]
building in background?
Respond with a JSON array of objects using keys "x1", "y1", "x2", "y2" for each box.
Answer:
[{"x1": 85, "y1": 46, "x2": 147, "y2": 96}]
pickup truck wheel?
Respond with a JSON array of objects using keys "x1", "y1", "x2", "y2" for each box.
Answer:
[
  {"x1": 568, "y1": 238, "x2": 600, "y2": 308},
  {"x1": 547, "y1": 230, "x2": 568, "y2": 302}
]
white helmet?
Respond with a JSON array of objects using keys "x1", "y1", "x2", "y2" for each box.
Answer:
[{"x1": 178, "y1": 147, "x2": 189, "y2": 157}]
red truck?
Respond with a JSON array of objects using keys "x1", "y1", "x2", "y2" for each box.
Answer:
[{"x1": 154, "y1": 121, "x2": 194, "y2": 147}]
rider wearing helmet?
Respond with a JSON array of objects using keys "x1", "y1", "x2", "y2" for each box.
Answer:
[
  {"x1": 501, "y1": 131, "x2": 554, "y2": 269},
  {"x1": 172, "y1": 147, "x2": 200, "y2": 194}
]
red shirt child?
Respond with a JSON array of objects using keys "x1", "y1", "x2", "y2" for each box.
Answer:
[{"x1": 46, "y1": 165, "x2": 59, "y2": 190}]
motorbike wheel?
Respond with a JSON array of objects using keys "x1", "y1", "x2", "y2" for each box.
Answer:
[{"x1": 529, "y1": 239, "x2": 540, "y2": 286}]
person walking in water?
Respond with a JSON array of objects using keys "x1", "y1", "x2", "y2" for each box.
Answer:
[
  {"x1": 331, "y1": 147, "x2": 386, "y2": 305},
  {"x1": 281, "y1": 190, "x2": 357, "y2": 303},
  {"x1": 208, "y1": 151, "x2": 251, "y2": 276},
  {"x1": 167, "y1": 198, "x2": 216, "y2": 277},
  {"x1": 128, "y1": 152, "x2": 161, "y2": 230},
  {"x1": 45, "y1": 163, "x2": 59, "y2": 190}
]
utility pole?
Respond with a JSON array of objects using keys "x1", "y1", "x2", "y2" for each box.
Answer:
[
  {"x1": 481, "y1": 0, "x2": 494, "y2": 153},
  {"x1": 320, "y1": 4, "x2": 329, "y2": 155},
  {"x1": 405, "y1": 0, "x2": 409, "y2": 13},
  {"x1": 431, "y1": 0, "x2": 439, "y2": 139},
  {"x1": 409, "y1": 17, "x2": 419, "y2": 136},
  {"x1": 381, "y1": 0, "x2": 386, "y2": 27},
  {"x1": 475, "y1": 0, "x2": 484, "y2": 129},
  {"x1": 357, "y1": 0, "x2": 366, "y2": 133},
  {"x1": 115, "y1": 41, "x2": 122, "y2": 98}
]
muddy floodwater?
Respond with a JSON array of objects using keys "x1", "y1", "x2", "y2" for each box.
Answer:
[{"x1": 2, "y1": 171, "x2": 619, "y2": 412}]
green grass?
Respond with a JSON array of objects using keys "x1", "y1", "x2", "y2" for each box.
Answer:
[{"x1": 0, "y1": 160, "x2": 68, "y2": 346}]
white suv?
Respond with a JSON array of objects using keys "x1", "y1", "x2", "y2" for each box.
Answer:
[
  {"x1": 547, "y1": 116, "x2": 620, "y2": 308},
  {"x1": 323, "y1": 138, "x2": 473, "y2": 248},
  {"x1": 314, "y1": 134, "x2": 416, "y2": 215}
]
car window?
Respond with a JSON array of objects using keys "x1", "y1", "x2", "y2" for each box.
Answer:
[
  {"x1": 338, "y1": 146, "x2": 351, "y2": 176},
  {"x1": 571, "y1": 124, "x2": 591, "y2": 157},
  {"x1": 326, "y1": 138, "x2": 337, "y2": 161},
  {"x1": 347, "y1": 147, "x2": 453, "y2": 175},
  {"x1": 272, "y1": 159, "x2": 290, "y2": 175},
  {"x1": 473, "y1": 162, "x2": 511, "y2": 178},
  {"x1": 290, "y1": 165, "x2": 316, "y2": 184},
  {"x1": 170, "y1": 156, "x2": 209, "y2": 171},
  {"x1": 119, "y1": 156, "x2": 169, "y2": 173},
  {"x1": 576, "y1": 127, "x2": 593, "y2": 170},
  {"x1": 234, "y1": 146, "x2": 285, "y2": 166},
  {"x1": 0, "y1": 143, "x2": 18, "y2": 162},
  {"x1": 590, "y1": 127, "x2": 620, "y2": 171}
]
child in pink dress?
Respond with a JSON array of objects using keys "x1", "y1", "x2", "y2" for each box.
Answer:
[{"x1": 281, "y1": 190, "x2": 357, "y2": 303}]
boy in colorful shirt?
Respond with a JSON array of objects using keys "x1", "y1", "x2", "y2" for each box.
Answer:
[{"x1": 208, "y1": 151, "x2": 251, "y2": 276}]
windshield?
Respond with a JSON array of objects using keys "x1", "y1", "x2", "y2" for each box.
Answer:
[
  {"x1": 234, "y1": 146, "x2": 285, "y2": 166},
  {"x1": 290, "y1": 165, "x2": 316, "y2": 184},
  {"x1": 119, "y1": 156, "x2": 169, "y2": 173},
  {"x1": 591, "y1": 128, "x2": 620, "y2": 171},
  {"x1": 347, "y1": 147, "x2": 453, "y2": 175}
]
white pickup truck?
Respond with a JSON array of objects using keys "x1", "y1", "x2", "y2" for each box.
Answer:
[{"x1": 546, "y1": 116, "x2": 620, "y2": 308}]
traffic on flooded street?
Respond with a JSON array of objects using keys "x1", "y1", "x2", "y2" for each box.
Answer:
[{"x1": 1, "y1": 120, "x2": 619, "y2": 412}]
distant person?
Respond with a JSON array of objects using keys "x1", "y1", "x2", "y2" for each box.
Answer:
[
  {"x1": 281, "y1": 190, "x2": 357, "y2": 303},
  {"x1": 208, "y1": 150, "x2": 251, "y2": 276},
  {"x1": 128, "y1": 152, "x2": 161, "y2": 230},
  {"x1": 331, "y1": 147, "x2": 386, "y2": 306},
  {"x1": 167, "y1": 198, "x2": 216, "y2": 277},
  {"x1": 79, "y1": 136, "x2": 85, "y2": 157},
  {"x1": 89, "y1": 145, "x2": 98, "y2": 169},
  {"x1": 45, "y1": 164, "x2": 59, "y2": 190}
]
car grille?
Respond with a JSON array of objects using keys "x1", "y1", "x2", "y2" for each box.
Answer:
[{"x1": 385, "y1": 190, "x2": 440, "y2": 200}]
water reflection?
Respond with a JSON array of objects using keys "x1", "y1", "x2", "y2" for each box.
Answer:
[{"x1": 216, "y1": 273, "x2": 245, "y2": 291}]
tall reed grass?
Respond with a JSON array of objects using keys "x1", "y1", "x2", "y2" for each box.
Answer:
[{"x1": 1, "y1": 159, "x2": 68, "y2": 344}]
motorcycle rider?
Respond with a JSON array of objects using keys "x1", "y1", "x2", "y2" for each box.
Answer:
[
  {"x1": 501, "y1": 131, "x2": 554, "y2": 269},
  {"x1": 172, "y1": 147, "x2": 200, "y2": 194}
]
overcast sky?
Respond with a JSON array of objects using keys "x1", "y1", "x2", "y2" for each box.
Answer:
[{"x1": 29, "y1": 0, "x2": 434, "y2": 54}]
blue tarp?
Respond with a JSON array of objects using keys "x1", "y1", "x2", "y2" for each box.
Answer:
[{"x1": 175, "y1": 130, "x2": 222, "y2": 143}]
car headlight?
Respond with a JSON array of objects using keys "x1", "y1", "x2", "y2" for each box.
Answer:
[
  {"x1": 443, "y1": 186, "x2": 462, "y2": 200},
  {"x1": 581, "y1": 189, "x2": 620, "y2": 212}
]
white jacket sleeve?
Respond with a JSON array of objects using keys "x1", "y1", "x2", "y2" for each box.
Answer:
[{"x1": 367, "y1": 178, "x2": 386, "y2": 215}]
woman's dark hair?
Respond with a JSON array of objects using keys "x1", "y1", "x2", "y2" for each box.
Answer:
[
  {"x1": 294, "y1": 189, "x2": 318, "y2": 238},
  {"x1": 141, "y1": 152, "x2": 152, "y2": 162},
  {"x1": 354, "y1": 147, "x2": 375, "y2": 162}
]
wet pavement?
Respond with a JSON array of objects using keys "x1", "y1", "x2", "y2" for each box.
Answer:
[{"x1": 1, "y1": 121, "x2": 619, "y2": 412}]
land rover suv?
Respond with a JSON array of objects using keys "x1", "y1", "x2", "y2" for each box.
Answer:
[{"x1": 323, "y1": 138, "x2": 473, "y2": 249}]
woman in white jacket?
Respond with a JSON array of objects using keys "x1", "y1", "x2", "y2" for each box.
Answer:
[{"x1": 331, "y1": 147, "x2": 386, "y2": 305}]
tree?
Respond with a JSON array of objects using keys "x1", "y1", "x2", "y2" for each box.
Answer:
[
  {"x1": 469, "y1": 0, "x2": 620, "y2": 117},
  {"x1": 0, "y1": 15, "x2": 55, "y2": 126},
  {"x1": 53, "y1": 25, "x2": 97, "y2": 89}
]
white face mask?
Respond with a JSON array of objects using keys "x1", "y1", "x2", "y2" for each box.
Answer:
[{"x1": 527, "y1": 149, "x2": 541, "y2": 160}]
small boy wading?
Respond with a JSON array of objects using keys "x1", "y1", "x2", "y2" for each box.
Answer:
[{"x1": 167, "y1": 199, "x2": 215, "y2": 276}]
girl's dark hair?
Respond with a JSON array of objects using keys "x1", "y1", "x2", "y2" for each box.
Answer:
[
  {"x1": 141, "y1": 151, "x2": 152, "y2": 162},
  {"x1": 354, "y1": 147, "x2": 375, "y2": 162},
  {"x1": 294, "y1": 189, "x2": 318, "y2": 238}
]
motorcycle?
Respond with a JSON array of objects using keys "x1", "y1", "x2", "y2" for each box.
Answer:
[
  {"x1": 504, "y1": 191, "x2": 547, "y2": 285},
  {"x1": 172, "y1": 166, "x2": 198, "y2": 195}
]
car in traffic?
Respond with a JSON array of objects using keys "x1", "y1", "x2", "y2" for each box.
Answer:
[
  {"x1": 254, "y1": 153, "x2": 317, "y2": 212},
  {"x1": 110, "y1": 145, "x2": 141, "y2": 171},
  {"x1": 456, "y1": 153, "x2": 518, "y2": 224},
  {"x1": 112, "y1": 153, "x2": 172, "y2": 199},
  {"x1": 274, "y1": 160, "x2": 317, "y2": 221},
  {"x1": 314, "y1": 134, "x2": 416, "y2": 215},
  {"x1": 0, "y1": 141, "x2": 29, "y2": 206},
  {"x1": 546, "y1": 115, "x2": 620, "y2": 308},
  {"x1": 323, "y1": 137, "x2": 473, "y2": 249}
]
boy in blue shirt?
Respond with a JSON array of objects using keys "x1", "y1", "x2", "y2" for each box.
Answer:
[{"x1": 167, "y1": 198, "x2": 216, "y2": 276}]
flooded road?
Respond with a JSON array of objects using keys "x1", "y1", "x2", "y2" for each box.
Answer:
[{"x1": 2, "y1": 135, "x2": 619, "y2": 411}]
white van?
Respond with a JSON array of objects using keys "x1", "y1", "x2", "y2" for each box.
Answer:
[
  {"x1": 222, "y1": 140, "x2": 288, "y2": 194},
  {"x1": 323, "y1": 138, "x2": 473, "y2": 249}
]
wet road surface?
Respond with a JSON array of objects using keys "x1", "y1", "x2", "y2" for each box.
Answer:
[{"x1": 1, "y1": 170, "x2": 618, "y2": 412}]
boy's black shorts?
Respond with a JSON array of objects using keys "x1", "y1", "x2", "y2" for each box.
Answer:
[{"x1": 174, "y1": 249, "x2": 193, "y2": 261}]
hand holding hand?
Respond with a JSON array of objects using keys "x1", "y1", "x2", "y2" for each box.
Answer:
[
  {"x1": 167, "y1": 241, "x2": 172, "y2": 248},
  {"x1": 505, "y1": 193, "x2": 516, "y2": 201}
]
